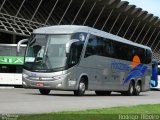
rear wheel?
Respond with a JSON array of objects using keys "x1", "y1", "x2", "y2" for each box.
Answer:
[
  {"x1": 121, "y1": 81, "x2": 134, "y2": 96},
  {"x1": 95, "y1": 91, "x2": 111, "y2": 96},
  {"x1": 133, "y1": 82, "x2": 141, "y2": 96},
  {"x1": 39, "y1": 89, "x2": 50, "y2": 95},
  {"x1": 74, "y1": 78, "x2": 86, "y2": 96},
  {"x1": 127, "y1": 81, "x2": 134, "y2": 96}
]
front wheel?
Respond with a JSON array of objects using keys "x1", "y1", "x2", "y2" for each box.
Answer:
[
  {"x1": 39, "y1": 89, "x2": 50, "y2": 95},
  {"x1": 74, "y1": 78, "x2": 86, "y2": 96}
]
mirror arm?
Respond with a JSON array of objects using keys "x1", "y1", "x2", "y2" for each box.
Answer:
[{"x1": 17, "y1": 39, "x2": 28, "y2": 52}]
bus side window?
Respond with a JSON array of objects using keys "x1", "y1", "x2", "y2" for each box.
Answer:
[
  {"x1": 0, "y1": 66, "x2": 8, "y2": 73},
  {"x1": 85, "y1": 35, "x2": 97, "y2": 57},
  {"x1": 16, "y1": 66, "x2": 23, "y2": 73},
  {"x1": 112, "y1": 41, "x2": 121, "y2": 59},
  {"x1": 145, "y1": 49, "x2": 152, "y2": 64},
  {"x1": 104, "y1": 39, "x2": 113, "y2": 58},
  {"x1": 138, "y1": 48, "x2": 145, "y2": 63},
  {"x1": 111, "y1": 41, "x2": 115, "y2": 58},
  {"x1": 96, "y1": 37, "x2": 105, "y2": 56},
  {"x1": 120, "y1": 44, "x2": 131, "y2": 61},
  {"x1": 67, "y1": 41, "x2": 84, "y2": 67}
]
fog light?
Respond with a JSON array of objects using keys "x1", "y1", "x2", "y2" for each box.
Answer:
[{"x1": 57, "y1": 83, "x2": 62, "y2": 88}]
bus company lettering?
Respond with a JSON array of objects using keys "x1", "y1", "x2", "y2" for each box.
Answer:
[
  {"x1": 0, "y1": 56, "x2": 24, "y2": 65},
  {"x1": 111, "y1": 60, "x2": 130, "y2": 72}
]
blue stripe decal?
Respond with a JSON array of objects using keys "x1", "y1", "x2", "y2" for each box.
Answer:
[{"x1": 123, "y1": 64, "x2": 148, "y2": 84}]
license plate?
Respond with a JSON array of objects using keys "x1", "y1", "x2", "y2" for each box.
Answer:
[{"x1": 36, "y1": 82, "x2": 44, "y2": 87}]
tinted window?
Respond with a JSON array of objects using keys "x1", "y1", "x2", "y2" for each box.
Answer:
[
  {"x1": 71, "y1": 32, "x2": 87, "y2": 41},
  {"x1": 85, "y1": 35, "x2": 113, "y2": 58},
  {"x1": 85, "y1": 34, "x2": 150, "y2": 64},
  {"x1": 104, "y1": 39, "x2": 114, "y2": 58},
  {"x1": 96, "y1": 37, "x2": 105, "y2": 56},
  {"x1": 110, "y1": 41, "x2": 132, "y2": 61},
  {"x1": 85, "y1": 35, "x2": 97, "y2": 57},
  {"x1": 129, "y1": 46, "x2": 147, "y2": 63},
  {"x1": 67, "y1": 41, "x2": 84, "y2": 68},
  {"x1": 0, "y1": 65, "x2": 23, "y2": 73},
  {"x1": 145, "y1": 49, "x2": 152, "y2": 64},
  {"x1": 112, "y1": 41, "x2": 119, "y2": 59},
  {"x1": 121, "y1": 44, "x2": 132, "y2": 61},
  {"x1": 0, "y1": 46, "x2": 26, "y2": 56}
]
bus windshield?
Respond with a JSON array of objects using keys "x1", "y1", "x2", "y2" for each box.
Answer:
[
  {"x1": 24, "y1": 33, "x2": 86, "y2": 72},
  {"x1": 24, "y1": 34, "x2": 71, "y2": 72}
]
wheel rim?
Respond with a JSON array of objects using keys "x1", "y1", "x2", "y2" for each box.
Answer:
[
  {"x1": 79, "y1": 82, "x2": 85, "y2": 92},
  {"x1": 130, "y1": 85, "x2": 134, "y2": 94},
  {"x1": 136, "y1": 84, "x2": 141, "y2": 92}
]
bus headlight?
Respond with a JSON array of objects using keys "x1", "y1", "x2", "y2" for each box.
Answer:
[{"x1": 52, "y1": 74, "x2": 67, "y2": 80}]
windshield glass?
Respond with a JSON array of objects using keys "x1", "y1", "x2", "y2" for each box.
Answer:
[
  {"x1": 24, "y1": 34, "x2": 71, "y2": 72},
  {"x1": 24, "y1": 33, "x2": 87, "y2": 72}
]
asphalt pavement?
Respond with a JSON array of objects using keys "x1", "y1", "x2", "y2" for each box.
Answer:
[{"x1": 0, "y1": 88, "x2": 160, "y2": 114}]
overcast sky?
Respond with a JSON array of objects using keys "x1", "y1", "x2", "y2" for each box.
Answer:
[{"x1": 123, "y1": 0, "x2": 160, "y2": 17}]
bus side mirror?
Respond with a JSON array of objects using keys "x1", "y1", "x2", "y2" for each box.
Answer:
[{"x1": 17, "y1": 39, "x2": 28, "y2": 53}]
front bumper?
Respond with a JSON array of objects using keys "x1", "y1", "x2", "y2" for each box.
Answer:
[{"x1": 22, "y1": 75, "x2": 77, "y2": 90}]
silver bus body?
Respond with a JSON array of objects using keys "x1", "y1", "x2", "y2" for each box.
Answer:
[{"x1": 22, "y1": 25, "x2": 152, "y2": 95}]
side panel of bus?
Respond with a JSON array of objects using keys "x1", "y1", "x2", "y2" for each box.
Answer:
[
  {"x1": 0, "y1": 73, "x2": 22, "y2": 85},
  {"x1": 0, "y1": 73, "x2": 15, "y2": 85},
  {"x1": 77, "y1": 57, "x2": 128, "y2": 91},
  {"x1": 76, "y1": 33, "x2": 151, "y2": 91},
  {"x1": 14, "y1": 74, "x2": 22, "y2": 85}
]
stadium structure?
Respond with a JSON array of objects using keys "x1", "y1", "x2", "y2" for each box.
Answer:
[{"x1": 0, "y1": 0, "x2": 160, "y2": 60}]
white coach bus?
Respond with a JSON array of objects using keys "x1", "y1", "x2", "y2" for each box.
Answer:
[
  {"x1": 0, "y1": 44, "x2": 26, "y2": 87},
  {"x1": 20, "y1": 25, "x2": 152, "y2": 96}
]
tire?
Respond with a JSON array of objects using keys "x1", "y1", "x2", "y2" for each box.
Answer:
[
  {"x1": 127, "y1": 81, "x2": 134, "y2": 96},
  {"x1": 39, "y1": 89, "x2": 50, "y2": 95},
  {"x1": 74, "y1": 78, "x2": 86, "y2": 96},
  {"x1": 95, "y1": 91, "x2": 111, "y2": 96},
  {"x1": 121, "y1": 81, "x2": 134, "y2": 96},
  {"x1": 133, "y1": 82, "x2": 141, "y2": 96}
]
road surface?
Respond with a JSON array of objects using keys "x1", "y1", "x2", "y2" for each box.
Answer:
[{"x1": 0, "y1": 88, "x2": 160, "y2": 114}]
